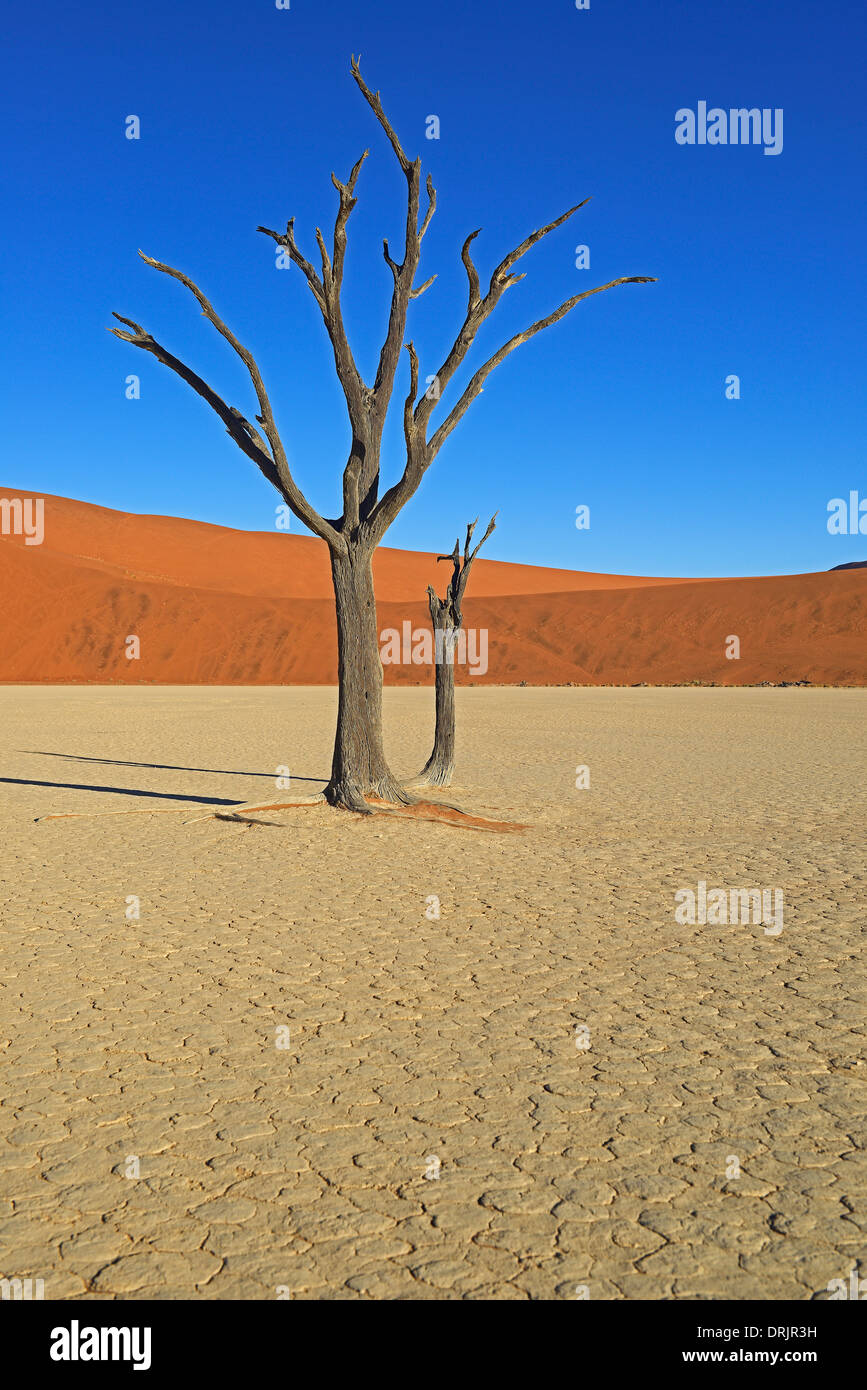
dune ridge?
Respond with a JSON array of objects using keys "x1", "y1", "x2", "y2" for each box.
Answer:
[{"x1": 1, "y1": 489, "x2": 864, "y2": 686}]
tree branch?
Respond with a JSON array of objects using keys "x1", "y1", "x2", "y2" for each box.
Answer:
[
  {"x1": 382, "y1": 239, "x2": 400, "y2": 281},
  {"x1": 414, "y1": 200, "x2": 592, "y2": 439},
  {"x1": 403, "y1": 340, "x2": 419, "y2": 452},
  {"x1": 434, "y1": 511, "x2": 498, "y2": 623},
  {"x1": 492, "y1": 200, "x2": 590, "y2": 283},
  {"x1": 137, "y1": 251, "x2": 292, "y2": 472},
  {"x1": 257, "y1": 214, "x2": 367, "y2": 424},
  {"x1": 363, "y1": 341, "x2": 427, "y2": 547},
  {"x1": 469, "y1": 511, "x2": 497, "y2": 562},
  {"x1": 331, "y1": 149, "x2": 369, "y2": 292},
  {"x1": 350, "y1": 53, "x2": 412, "y2": 174},
  {"x1": 315, "y1": 226, "x2": 332, "y2": 290},
  {"x1": 436, "y1": 539, "x2": 462, "y2": 619},
  {"x1": 410, "y1": 274, "x2": 437, "y2": 299},
  {"x1": 256, "y1": 219, "x2": 327, "y2": 312},
  {"x1": 109, "y1": 313, "x2": 343, "y2": 549},
  {"x1": 370, "y1": 268, "x2": 654, "y2": 543},
  {"x1": 351, "y1": 53, "x2": 433, "y2": 446},
  {"x1": 420, "y1": 174, "x2": 437, "y2": 241},
  {"x1": 461, "y1": 230, "x2": 482, "y2": 312},
  {"x1": 429, "y1": 276, "x2": 656, "y2": 458}
]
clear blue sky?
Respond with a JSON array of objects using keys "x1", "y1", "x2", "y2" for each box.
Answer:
[{"x1": 2, "y1": 0, "x2": 864, "y2": 576}]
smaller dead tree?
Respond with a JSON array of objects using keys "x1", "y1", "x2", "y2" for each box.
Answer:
[{"x1": 416, "y1": 513, "x2": 497, "y2": 787}]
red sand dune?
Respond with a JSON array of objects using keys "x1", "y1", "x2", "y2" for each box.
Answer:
[{"x1": 1, "y1": 488, "x2": 864, "y2": 686}]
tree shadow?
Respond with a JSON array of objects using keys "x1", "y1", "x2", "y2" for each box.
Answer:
[
  {"x1": 18, "y1": 751, "x2": 326, "y2": 783},
  {"x1": 1, "y1": 777, "x2": 239, "y2": 806}
]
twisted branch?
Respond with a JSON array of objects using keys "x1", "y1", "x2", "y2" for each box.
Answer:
[{"x1": 108, "y1": 308, "x2": 341, "y2": 548}]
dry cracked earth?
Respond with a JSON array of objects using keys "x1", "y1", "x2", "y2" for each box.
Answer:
[{"x1": 0, "y1": 686, "x2": 864, "y2": 1300}]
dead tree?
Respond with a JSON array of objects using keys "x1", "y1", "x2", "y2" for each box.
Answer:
[
  {"x1": 417, "y1": 514, "x2": 497, "y2": 787},
  {"x1": 111, "y1": 55, "x2": 655, "y2": 812}
]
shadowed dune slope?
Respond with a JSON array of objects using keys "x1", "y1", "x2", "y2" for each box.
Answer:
[{"x1": 1, "y1": 489, "x2": 864, "y2": 684}]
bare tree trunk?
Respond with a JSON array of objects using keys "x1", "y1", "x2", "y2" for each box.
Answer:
[
  {"x1": 325, "y1": 545, "x2": 409, "y2": 811},
  {"x1": 416, "y1": 514, "x2": 497, "y2": 788},
  {"x1": 419, "y1": 610, "x2": 457, "y2": 786}
]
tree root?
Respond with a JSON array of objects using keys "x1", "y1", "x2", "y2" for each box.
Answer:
[
  {"x1": 37, "y1": 806, "x2": 197, "y2": 823},
  {"x1": 36, "y1": 790, "x2": 525, "y2": 833},
  {"x1": 369, "y1": 799, "x2": 526, "y2": 833},
  {"x1": 186, "y1": 793, "x2": 326, "y2": 824}
]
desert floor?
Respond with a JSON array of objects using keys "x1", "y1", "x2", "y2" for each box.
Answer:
[{"x1": 0, "y1": 686, "x2": 864, "y2": 1300}]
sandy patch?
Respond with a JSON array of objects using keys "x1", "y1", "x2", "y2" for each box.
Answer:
[{"x1": 0, "y1": 686, "x2": 864, "y2": 1300}]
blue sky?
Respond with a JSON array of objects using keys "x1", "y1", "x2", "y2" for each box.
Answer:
[{"x1": 2, "y1": 0, "x2": 864, "y2": 576}]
